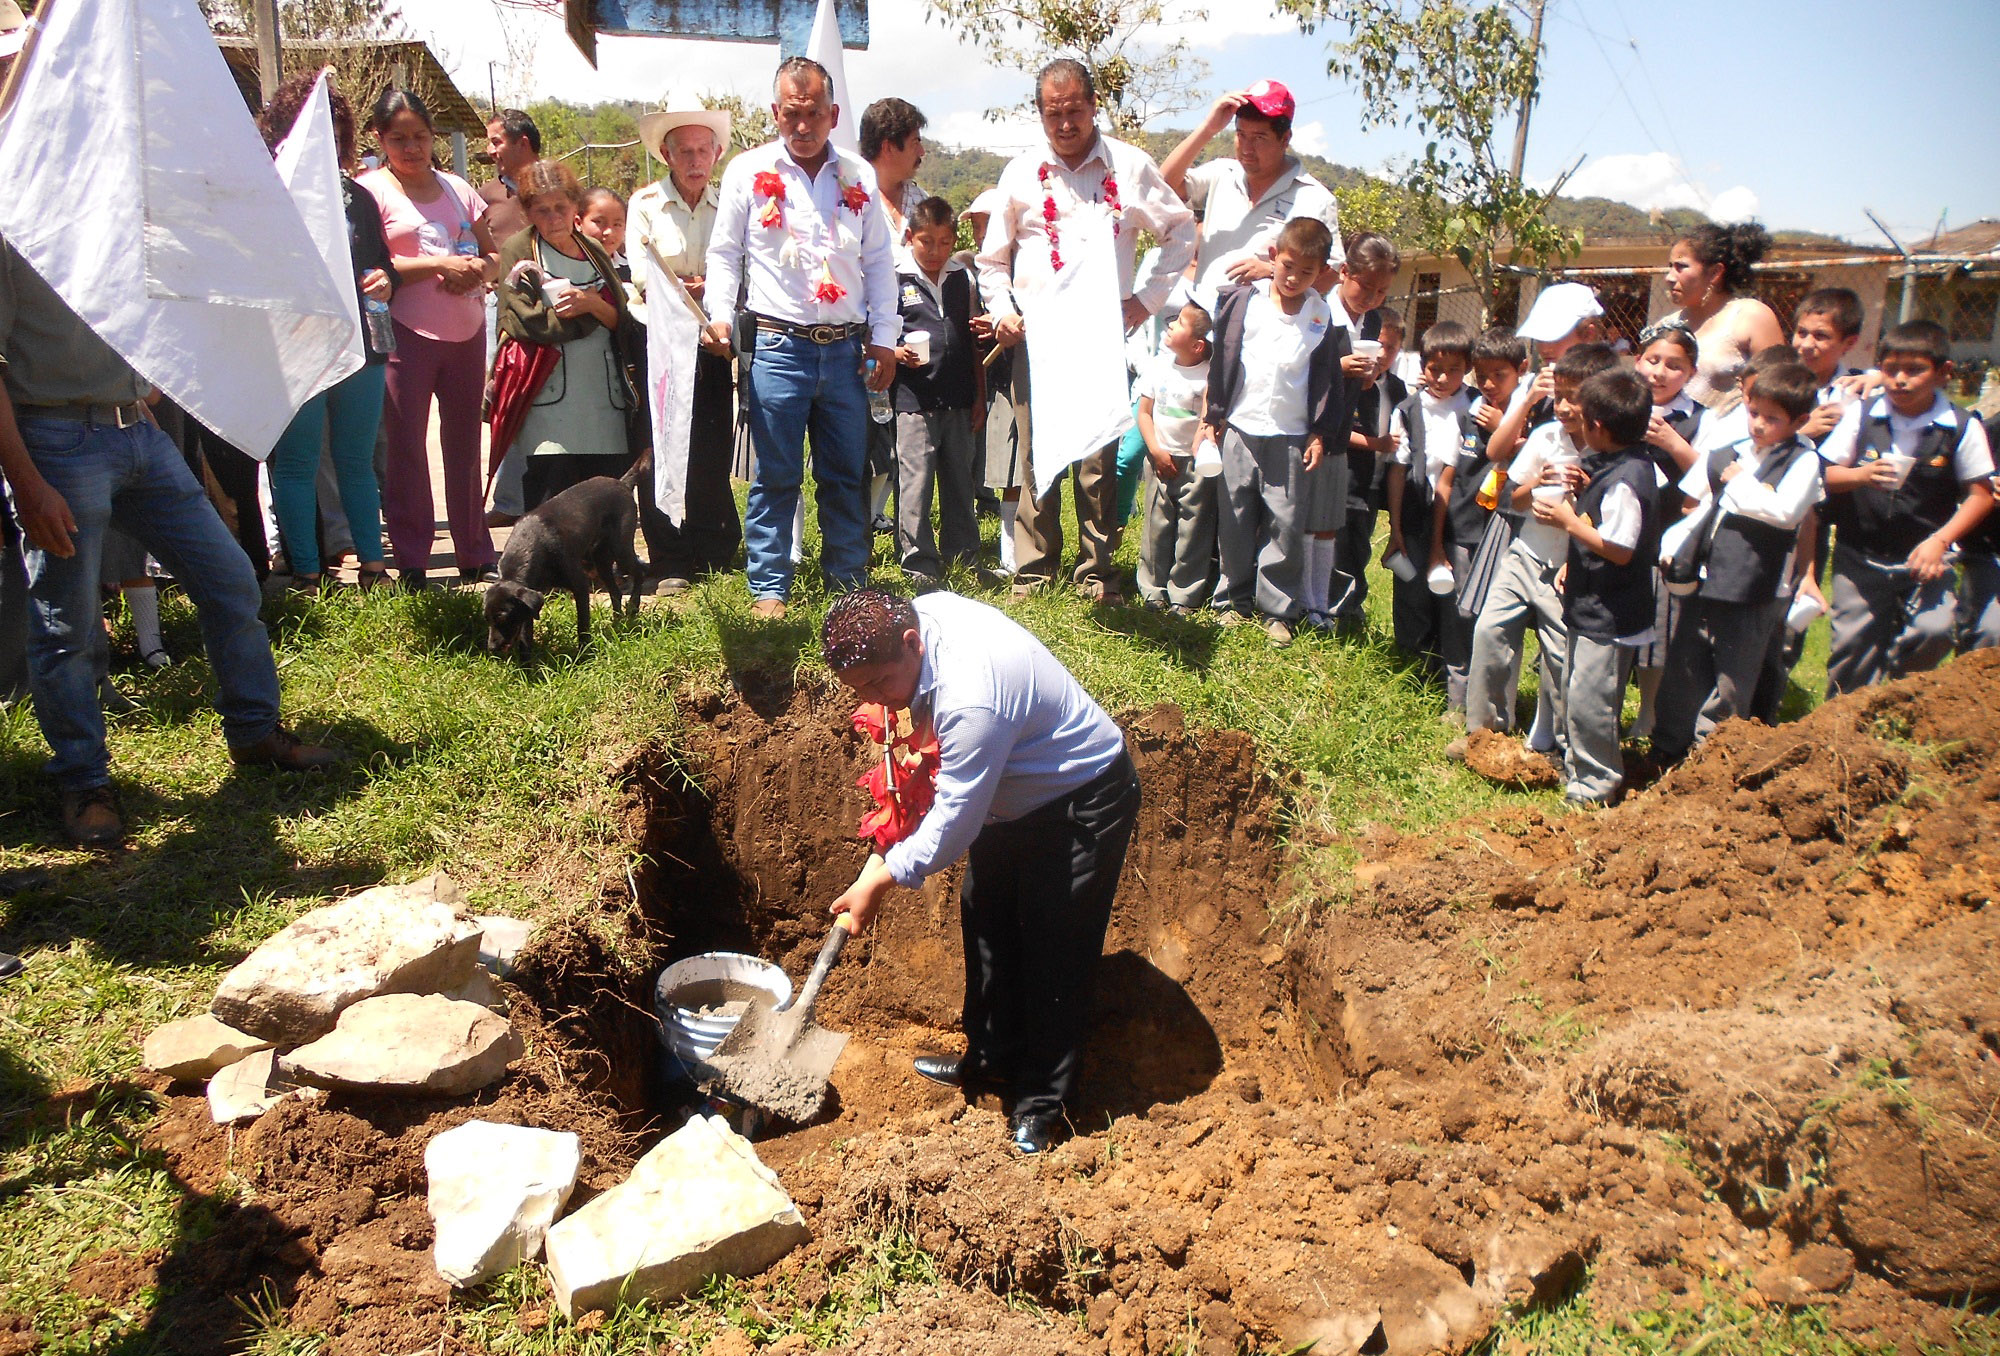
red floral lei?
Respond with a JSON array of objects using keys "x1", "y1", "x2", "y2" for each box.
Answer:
[
  {"x1": 754, "y1": 170, "x2": 787, "y2": 231},
  {"x1": 851, "y1": 704, "x2": 940, "y2": 853},
  {"x1": 1037, "y1": 163, "x2": 1123, "y2": 273}
]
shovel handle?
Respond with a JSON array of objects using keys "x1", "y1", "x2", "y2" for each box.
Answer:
[{"x1": 792, "y1": 916, "x2": 850, "y2": 1016}]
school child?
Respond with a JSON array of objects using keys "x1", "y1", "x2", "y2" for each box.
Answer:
[
  {"x1": 1965, "y1": 412, "x2": 2000, "y2": 653},
  {"x1": 1458, "y1": 344, "x2": 1621, "y2": 745},
  {"x1": 1485, "y1": 281, "x2": 1604, "y2": 466},
  {"x1": 1435, "y1": 326, "x2": 1526, "y2": 627},
  {"x1": 891, "y1": 197, "x2": 981, "y2": 583},
  {"x1": 1385, "y1": 322, "x2": 1475, "y2": 700},
  {"x1": 1330, "y1": 309, "x2": 1406, "y2": 628},
  {"x1": 1533, "y1": 367, "x2": 1661, "y2": 807},
  {"x1": 1819, "y1": 320, "x2": 1995, "y2": 694},
  {"x1": 1651, "y1": 362, "x2": 1824, "y2": 765},
  {"x1": 1791, "y1": 287, "x2": 1870, "y2": 441},
  {"x1": 1316, "y1": 234, "x2": 1402, "y2": 626},
  {"x1": 1203, "y1": 217, "x2": 1352, "y2": 647},
  {"x1": 1622, "y1": 321, "x2": 1705, "y2": 738},
  {"x1": 1135, "y1": 301, "x2": 1217, "y2": 611}
]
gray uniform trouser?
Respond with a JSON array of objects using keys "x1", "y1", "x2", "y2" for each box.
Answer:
[
  {"x1": 1959, "y1": 552, "x2": 2000, "y2": 652},
  {"x1": 1465, "y1": 544, "x2": 1567, "y2": 734},
  {"x1": 1215, "y1": 427, "x2": 1306, "y2": 620},
  {"x1": 1564, "y1": 632, "x2": 1633, "y2": 804},
  {"x1": 1136, "y1": 454, "x2": 1218, "y2": 606},
  {"x1": 894, "y1": 409, "x2": 979, "y2": 578},
  {"x1": 1826, "y1": 543, "x2": 1957, "y2": 696},
  {"x1": 1653, "y1": 594, "x2": 1787, "y2": 764}
]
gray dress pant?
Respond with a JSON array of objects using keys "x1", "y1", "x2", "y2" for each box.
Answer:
[
  {"x1": 1563, "y1": 632, "x2": 1634, "y2": 804},
  {"x1": 1215, "y1": 427, "x2": 1306, "y2": 620},
  {"x1": 1136, "y1": 455, "x2": 1218, "y2": 607},
  {"x1": 1825, "y1": 543, "x2": 1957, "y2": 696},
  {"x1": 1464, "y1": 545, "x2": 1567, "y2": 734},
  {"x1": 1652, "y1": 594, "x2": 1787, "y2": 765},
  {"x1": 894, "y1": 408, "x2": 979, "y2": 579}
]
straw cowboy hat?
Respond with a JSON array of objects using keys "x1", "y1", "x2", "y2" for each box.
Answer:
[{"x1": 638, "y1": 105, "x2": 732, "y2": 161}]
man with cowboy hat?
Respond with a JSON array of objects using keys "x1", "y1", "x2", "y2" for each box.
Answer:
[{"x1": 630, "y1": 99, "x2": 740, "y2": 591}]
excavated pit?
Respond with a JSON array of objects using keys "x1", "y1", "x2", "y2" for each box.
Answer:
[{"x1": 113, "y1": 661, "x2": 2000, "y2": 1355}]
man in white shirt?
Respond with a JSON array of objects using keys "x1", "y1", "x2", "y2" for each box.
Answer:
[
  {"x1": 822, "y1": 589, "x2": 1140, "y2": 1156},
  {"x1": 705, "y1": 58, "x2": 901, "y2": 619},
  {"x1": 976, "y1": 59, "x2": 1197, "y2": 603},
  {"x1": 1159, "y1": 79, "x2": 1344, "y2": 312},
  {"x1": 631, "y1": 104, "x2": 738, "y2": 592}
]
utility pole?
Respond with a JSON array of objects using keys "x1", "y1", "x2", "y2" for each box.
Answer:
[
  {"x1": 252, "y1": 0, "x2": 282, "y2": 103},
  {"x1": 1507, "y1": 0, "x2": 1547, "y2": 182}
]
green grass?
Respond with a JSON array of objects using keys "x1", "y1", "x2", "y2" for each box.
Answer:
[{"x1": 0, "y1": 483, "x2": 1876, "y2": 1351}]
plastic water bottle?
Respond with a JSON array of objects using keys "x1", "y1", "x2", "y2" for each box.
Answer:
[
  {"x1": 362, "y1": 297, "x2": 395, "y2": 355},
  {"x1": 866, "y1": 358, "x2": 892, "y2": 424}
]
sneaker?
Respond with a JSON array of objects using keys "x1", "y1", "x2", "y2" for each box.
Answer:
[
  {"x1": 1217, "y1": 609, "x2": 1249, "y2": 627},
  {"x1": 871, "y1": 513, "x2": 895, "y2": 535},
  {"x1": 749, "y1": 598, "x2": 788, "y2": 620},
  {"x1": 60, "y1": 784, "x2": 123, "y2": 848},
  {"x1": 1444, "y1": 736, "x2": 1470, "y2": 764},
  {"x1": 458, "y1": 565, "x2": 499, "y2": 586},
  {"x1": 1265, "y1": 617, "x2": 1294, "y2": 647},
  {"x1": 654, "y1": 576, "x2": 692, "y2": 598},
  {"x1": 230, "y1": 727, "x2": 345, "y2": 772},
  {"x1": 1167, "y1": 604, "x2": 1196, "y2": 617}
]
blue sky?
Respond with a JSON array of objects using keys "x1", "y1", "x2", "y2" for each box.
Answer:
[{"x1": 398, "y1": 0, "x2": 2000, "y2": 244}]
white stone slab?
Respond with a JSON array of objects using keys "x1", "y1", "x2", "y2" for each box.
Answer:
[{"x1": 425, "y1": 1120, "x2": 581, "y2": 1286}]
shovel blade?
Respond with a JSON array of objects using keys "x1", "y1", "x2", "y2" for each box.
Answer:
[{"x1": 699, "y1": 998, "x2": 850, "y2": 1124}]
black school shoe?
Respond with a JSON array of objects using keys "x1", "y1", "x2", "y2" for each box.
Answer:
[{"x1": 1009, "y1": 1111, "x2": 1066, "y2": 1155}]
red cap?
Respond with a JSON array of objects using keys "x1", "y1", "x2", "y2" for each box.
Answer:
[{"x1": 1243, "y1": 79, "x2": 1295, "y2": 121}]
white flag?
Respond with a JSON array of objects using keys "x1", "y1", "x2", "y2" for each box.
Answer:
[
  {"x1": 1023, "y1": 221, "x2": 1133, "y2": 499},
  {"x1": 273, "y1": 70, "x2": 365, "y2": 405},
  {"x1": 643, "y1": 245, "x2": 703, "y2": 526},
  {"x1": 0, "y1": 0, "x2": 359, "y2": 458},
  {"x1": 806, "y1": 0, "x2": 859, "y2": 156}
]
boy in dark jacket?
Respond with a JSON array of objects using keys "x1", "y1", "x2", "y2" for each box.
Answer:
[
  {"x1": 892, "y1": 198, "x2": 981, "y2": 583},
  {"x1": 1200, "y1": 217, "x2": 1351, "y2": 646},
  {"x1": 1652, "y1": 362, "x2": 1822, "y2": 765},
  {"x1": 1532, "y1": 367, "x2": 1660, "y2": 807}
]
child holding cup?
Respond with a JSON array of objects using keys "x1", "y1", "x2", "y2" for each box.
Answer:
[{"x1": 891, "y1": 198, "x2": 982, "y2": 584}]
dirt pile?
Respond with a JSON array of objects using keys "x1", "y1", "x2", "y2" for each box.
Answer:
[{"x1": 98, "y1": 657, "x2": 2000, "y2": 1355}]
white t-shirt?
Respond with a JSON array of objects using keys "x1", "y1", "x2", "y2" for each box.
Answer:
[
  {"x1": 1508, "y1": 422, "x2": 1582, "y2": 567},
  {"x1": 1141, "y1": 352, "x2": 1211, "y2": 459},
  {"x1": 1229, "y1": 280, "x2": 1332, "y2": 440},
  {"x1": 1391, "y1": 387, "x2": 1474, "y2": 492},
  {"x1": 1676, "y1": 436, "x2": 1823, "y2": 530},
  {"x1": 1816, "y1": 393, "x2": 1995, "y2": 480},
  {"x1": 1183, "y1": 157, "x2": 1343, "y2": 310}
]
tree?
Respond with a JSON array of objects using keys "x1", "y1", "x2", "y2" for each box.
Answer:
[
  {"x1": 202, "y1": 0, "x2": 401, "y2": 40},
  {"x1": 1276, "y1": 0, "x2": 1580, "y2": 316},
  {"x1": 922, "y1": 0, "x2": 1208, "y2": 136}
]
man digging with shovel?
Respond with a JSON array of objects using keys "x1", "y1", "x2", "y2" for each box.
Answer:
[{"x1": 822, "y1": 588, "x2": 1141, "y2": 1154}]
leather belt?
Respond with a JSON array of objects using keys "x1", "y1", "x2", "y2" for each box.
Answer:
[
  {"x1": 18, "y1": 401, "x2": 149, "y2": 428},
  {"x1": 754, "y1": 316, "x2": 866, "y2": 345}
]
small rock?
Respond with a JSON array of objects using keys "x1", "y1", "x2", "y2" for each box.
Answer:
[
  {"x1": 1476, "y1": 1226, "x2": 1586, "y2": 1306},
  {"x1": 705, "y1": 1330, "x2": 757, "y2": 1356},
  {"x1": 425, "y1": 1121, "x2": 580, "y2": 1287},
  {"x1": 211, "y1": 874, "x2": 480, "y2": 1043},
  {"x1": 473, "y1": 915, "x2": 534, "y2": 978},
  {"x1": 143, "y1": 1014, "x2": 273, "y2": 1082},
  {"x1": 442, "y1": 967, "x2": 508, "y2": 1012},
  {"x1": 1790, "y1": 1243, "x2": 1855, "y2": 1294},
  {"x1": 207, "y1": 1049, "x2": 288, "y2": 1124},
  {"x1": 543, "y1": 1114, "x2": 809, "y2": 1318},
  {"x1": 1752, "y1": 1265, "x2": 1816, "y2": 1309},
  {"x1": 281, "y1": 994, "x2": 522, "y2": 1096}
]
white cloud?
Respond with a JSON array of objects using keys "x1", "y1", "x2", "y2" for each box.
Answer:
[
  {"x1": 1290, "y1": 119, "x2": 1328, "y2": 158},
  {"x1": 1551, "y1": 150, "x2": 1760, "y2": 222},
  {"x1": 926, "y1": 108, "x2": 1044, "y2": 154}
]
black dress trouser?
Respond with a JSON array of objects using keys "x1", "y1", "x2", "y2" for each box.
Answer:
[{"x1": 958, "y1": 749, "x2": 1141, "y2": 1122}]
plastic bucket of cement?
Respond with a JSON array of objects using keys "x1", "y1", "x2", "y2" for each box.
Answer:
[{"x1": 654, "y1": 953, "x2": 793, "y2": 1071}]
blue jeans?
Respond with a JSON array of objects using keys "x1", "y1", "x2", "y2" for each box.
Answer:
[
  {"x1": 269, "y1": 363, "x2": 387, "y2": 576},
  {"x1": 741, "y1": 330, "x2": 870, "y2": 599},
  {"x1": 15, "y1": 415, "x2": 280, "y2": 789}
]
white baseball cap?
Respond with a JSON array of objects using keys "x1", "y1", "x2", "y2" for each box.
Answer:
[{"x1": 1518, "y1": 282, "x2": 1604, "y2": 343}]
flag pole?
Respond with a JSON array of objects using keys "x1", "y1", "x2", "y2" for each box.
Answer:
[{"x1": 0, "y1": 0, "x2": 49, "y2": 118}]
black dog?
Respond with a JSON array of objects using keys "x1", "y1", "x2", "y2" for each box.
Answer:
[{"x1": 484, "y1": 463, "x2": 646, "y2": 662}]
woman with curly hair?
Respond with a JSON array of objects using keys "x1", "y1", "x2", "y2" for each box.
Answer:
[
  {"x1": 1660, "y1": 222, "x2": 1787, "y2": 408},
  {"x1": 260, "y1": 72, "x2": 395, "y2": 591}
]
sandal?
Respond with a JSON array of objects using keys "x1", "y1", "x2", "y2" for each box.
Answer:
[{"x1": 357, "y1": 564, "x2": 392, "y2": 592}]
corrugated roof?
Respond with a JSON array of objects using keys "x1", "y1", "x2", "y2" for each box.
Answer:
[
  {"x1": 1923, "y1": 220, "x2": 2000, "y2": 257},
  {"x1": 214, "y1": 36, "x2": 486, "y2": 136}
]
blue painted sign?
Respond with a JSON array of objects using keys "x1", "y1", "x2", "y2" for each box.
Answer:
[{"x1": 592, "y1": 0, "x2": 869, "y2": 56}]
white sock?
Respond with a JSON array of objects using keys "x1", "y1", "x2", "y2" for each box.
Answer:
[
  {"x1": 127, "y1": 584, "x2": 164, "y2": 661},
  {"x1": 791, "y1": 498, "x2": 806, "y2": 564},
  {"x1": 1527, "y1": 671, "x2": 1557, "y2": 752},
  {"x1": 869, "y1": 474, "x2": 893, "y2": 520},
  {"x1": 998, "y1": 500, "x2": 1018, "y2": 573}
]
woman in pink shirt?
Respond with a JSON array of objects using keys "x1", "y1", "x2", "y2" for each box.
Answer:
[{"x1": 360, "y1": 89, "x2": 500, "y2": 588}]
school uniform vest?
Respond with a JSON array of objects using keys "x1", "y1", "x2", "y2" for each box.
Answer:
[
  {"x1": 1564, "y1": 447, "x2": 1660, "y2": 641},
  {"x1": 1829, "y1": 402, "x2": 1978, "y2": 560},
  {"x1": 1347, "y1": 371, "x2": 1407, "y2": 498},
  {"x1": 1446, "y1": 418, "x2": 1498, "y2": 545},
  {"x1": 1699, "y1": 438, "x2": 1820, "y2": 606},
  {"x1": 1395, "y1": 390, "x2": 1476, "y2": 504},
  {"x1": 1650, "y1": 402, "x2": 1703, "y2": 491},
  {"x1": 892, "y1": 268, "x2": 977, "y2": 414}
]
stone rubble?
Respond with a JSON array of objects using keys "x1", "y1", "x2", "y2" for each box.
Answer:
[
  {"x1": 206, "y1": 1049, "x2": 289, "y2": 1125},
  {"x1": 143, "y1": 1013, "x2": 274, "y2": 1082},
  {"x1": 425, "y1": 1120, "x2": 581, "y2": 1286},
  {"x1": 542, "y1": 1114, "x2": 809, "y2": 1318},
  {"x1": 280, "y1": 993, "x2": 522, "y2": 1096},
  {"x1": 210, "y1": 873, "x2": 481, "y2": 1044},
  {"x1": 472, "y1": 914, "x2": 534, "y2": 978}
]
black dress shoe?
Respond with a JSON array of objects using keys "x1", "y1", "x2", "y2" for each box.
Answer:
[
  {"x1": 912, "y1": 1054, "x2": 963, "y2": 1088},
  {"x1": 1009, "y1": 1111, "x2": 1064, "y2": 1155}
]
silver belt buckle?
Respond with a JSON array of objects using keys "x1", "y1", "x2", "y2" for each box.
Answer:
[{"x1": 112, "y1": 402, "x2": 145, "y2": 429}]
